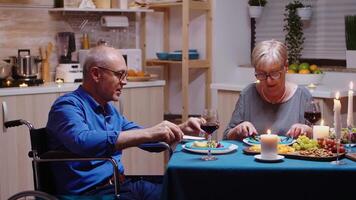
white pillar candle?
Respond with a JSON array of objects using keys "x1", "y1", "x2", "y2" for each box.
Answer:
[
  {"x1": 347, "y1": 81, "x2": 354, "y2": 128},
  {"x1": 260, "y1": 129, "x2": 279, "y2": 159},
  {"x1": 334, "y1": 92, "x2": 342, "y2": 139},
  {"x1": 313, "y1": 120, "x2": 330, "y2": 139}
]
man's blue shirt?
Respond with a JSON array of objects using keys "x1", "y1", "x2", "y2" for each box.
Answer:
[{"x1": 46, "y1": 86, "x2": 141, "y2": 194}]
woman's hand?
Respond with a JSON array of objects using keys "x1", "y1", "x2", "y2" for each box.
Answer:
[
  {"x1": 286, "y1": 123, "x2": 312, "y2": 139},
  {"x1": 226, "y1": 121, "x2": 257, "y2": 140}
]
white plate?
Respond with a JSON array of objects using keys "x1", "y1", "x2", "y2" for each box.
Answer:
[
  {"x1": 254, "y1": 154, "x2": 284, "y2": 162},
  {"x1": 182, "y1": 143, "x2": 238, "y2": 154},
  {"x1": 243, "y1": 136, "x2": 296, "y2": 146}
]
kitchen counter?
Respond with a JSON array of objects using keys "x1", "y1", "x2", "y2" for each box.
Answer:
[{"x1": 0, "y1": 80, "x2": 165, "y2": 96}]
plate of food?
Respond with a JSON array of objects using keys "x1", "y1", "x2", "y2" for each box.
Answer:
[
  {"x1": 244, "y1": 145, "x2": 345, "y2": 161},
  {"x1": 243, "y1": 144, "x2": 295, "y2": 155},
  {"x1": 127, "y1": 69, "x2": 158, "y2": 82},
  {"x1": 243, "y1": 135, "x2": 295, "y2": 146},
  {"x1": 182, "y1": 141, "x2": 238, "y2": 154},
  {"x1": 182, "y1": 135, "x2": 205, "y2": 143},
  {"x1": 127, "y1": 75, "x2": 152, "y2": 81},
  {"x1": 243, "y1": 135, "x2": 346, "y2": 161}
]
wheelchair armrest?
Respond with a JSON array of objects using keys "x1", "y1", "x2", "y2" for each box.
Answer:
[
  {"x1": 30, "y1": 150, "x2": 121, "y2": 197},
  {"x1": 37, "y1": 151, "x2": 84, "y2": 159},
  {"x1": 4, "y1": 119, "x2": 34, "y2": 130},
  {"x1": 138, "y1": 142, "x2": 173, "y2": 157}
]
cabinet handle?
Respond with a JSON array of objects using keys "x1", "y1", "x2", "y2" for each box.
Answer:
[{"x1": 2, "y1": 101, "x2": 8, "y2": 133}]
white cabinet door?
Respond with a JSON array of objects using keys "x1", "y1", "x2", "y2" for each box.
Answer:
[
  {"x1": 0, "y1": 93, "x2": 58, "y2": 200},
  {"x1": 115, "y1": 86, "x2": 166, "y2": 175}
]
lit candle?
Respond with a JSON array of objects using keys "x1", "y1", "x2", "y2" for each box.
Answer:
[
  {"x1": 334, "y1": 91, "x2": 342, "y2": 139},
  {"x1": 260, "y1": 129, "x2": 279, "y2": 159},
  {"x1": 347, "y1": 81, "x2": 354, "y2": 128},
  {"x1": 313, "y1": 119, "x2": 330, "y2": 139},
  {"x1": 19, "y1": 83, "x2": 28, "y2": 87}
]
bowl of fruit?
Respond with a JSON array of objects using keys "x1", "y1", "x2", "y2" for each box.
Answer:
[{"x1": 286, "y1": 62, "x2": 324, "y2": 85}]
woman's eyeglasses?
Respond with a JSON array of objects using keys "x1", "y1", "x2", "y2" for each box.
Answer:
[
  {"x1": 96, "y1": 66, "x2": 128, "y2": 81},
  {"x1": 254, "y1": 69, "x2": 284, "y2": 81}
]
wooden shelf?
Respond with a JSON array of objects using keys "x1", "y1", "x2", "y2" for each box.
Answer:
[
  {"x1": 141, "y1": 0, "x2": 212, "y2": 121},
  {"x1": 48, "y1": 8, "x2": 153, "y2": 13},
  {"x1": 148, "y1": 1, "x2": 210, "y2": 10},
  {"x1": 146, "y1": 59, "x2": 209, "y2": 69}
]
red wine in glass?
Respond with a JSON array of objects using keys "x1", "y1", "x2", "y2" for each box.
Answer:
[
  {"x1": 304, "y1": 111, "x2": 322, "y2": 125},
  {"x1": 201, "y1": 122, "x2": 220, "y2": 135},
  {"x1": 201, "y1": 109, "x2": 219, "y2": 161},
  {"x1": 304, "y1": 100, "x2": 321, "y2": 126}
]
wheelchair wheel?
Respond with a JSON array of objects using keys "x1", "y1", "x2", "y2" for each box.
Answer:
[{"x1": 8, "y1": 190, "x2": 58, "y2": 200}]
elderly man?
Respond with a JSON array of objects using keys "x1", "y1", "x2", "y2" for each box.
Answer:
[{"x1": 46, "y1": 45, "x2": 203, "y2": 199}]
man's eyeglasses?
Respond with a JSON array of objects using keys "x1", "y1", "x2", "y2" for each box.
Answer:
[
  {"x1": 96, "y1": 66, "x2": 127, "y2": 81},
  {"x1": 254, "y1": 69, "x2": 284, "y2": 81}
]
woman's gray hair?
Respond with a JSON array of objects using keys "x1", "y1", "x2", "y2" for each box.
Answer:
[
  {"x1": 82, "y1": 45, "x2": 123, "y2": 78},
  {"x1": 251, "y1": 40, "x2": 288, "y2": 69}
]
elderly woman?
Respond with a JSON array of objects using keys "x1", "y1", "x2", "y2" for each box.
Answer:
[{"x1": 224, "y1": 40, "x2": 313, "y2": 140}]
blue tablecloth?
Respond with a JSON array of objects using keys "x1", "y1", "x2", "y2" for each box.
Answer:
[{"x1": 161, "y1": 140, "x2": 356, "y2": 200}]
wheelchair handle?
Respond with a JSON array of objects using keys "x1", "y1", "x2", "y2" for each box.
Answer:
[{"x1": 4, "y1": 119, "x2": 34, "y2": 130}]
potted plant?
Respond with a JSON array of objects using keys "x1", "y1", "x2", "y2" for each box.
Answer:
[
  {"x1": 284, "y1": 0, "x2": 305, "y2": 65},
  {"x1": 248, "y1": 0, "x2": 267, "y2": 18},
  {"x1": 345, "y1": 15, "x2": 356, "y2": 68},
  {"x1": 296, "y1": 0, "x2": 312, "y2": 21}
]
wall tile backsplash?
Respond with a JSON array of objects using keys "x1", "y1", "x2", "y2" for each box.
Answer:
[{"x1": 0, "y1": 5, "x2": 137, "y2": 81}]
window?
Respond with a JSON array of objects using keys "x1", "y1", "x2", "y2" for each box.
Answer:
[{"x1": 254, "y1": 0, "x2": 356, "y2": 62}]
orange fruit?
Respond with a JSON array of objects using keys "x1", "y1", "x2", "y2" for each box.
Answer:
[
  {"x1": 287, "y1": 69, "x2": 296, "y2": 74},
  {"x1": 128, "y1": 69, "x2": 137, "y2": 76},
  {"x1": 136, "y1": 71, "x2": 146, "y2": 77},
  {"x1": 299, "y1": 69, "x2": 310, "y2": 74},
  {"x1": 309, "y1": 64, "x2": 318, "y2": 72}
]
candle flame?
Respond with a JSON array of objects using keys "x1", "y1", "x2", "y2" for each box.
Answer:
[
  {"x1": 255, "y1": 80, "x2": 260, "y2": 84},
  {"x1": 350, "y1": 81, "x2": 354, "y2": 90},
  {"x1": 19, "y1": 83, "x2": 28, "y2": 87},
  {"x1": 55, "y1": 79, "x2": 64, "y2": 84},
  {"x1": 320, "y1": 119, "x2": 324, "y2": 126},
  {"x1": 267, "y1": 129, "x2": 271, "y2": 134},
  {"x1": 335, "y1": 91, "x2": 340, "y2": 100}
]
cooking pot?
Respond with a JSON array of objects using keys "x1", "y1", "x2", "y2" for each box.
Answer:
[
  {"x1": 0, "y1": 60, "x2": 12, "y2": 79},
  {"x1": 17, "y1": 49, "x2": 41, "y2": 78},
  {"x1": 16, "y1": 49, "x2": 41, "y2": 78}
]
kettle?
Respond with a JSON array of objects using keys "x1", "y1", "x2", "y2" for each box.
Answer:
[{"x1": 15, "y1": 49, "x2": 41, "y2": 79}]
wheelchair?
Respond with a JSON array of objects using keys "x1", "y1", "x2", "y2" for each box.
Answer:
[{"x1": 5, "y1": 119, "x2": 172, "y2": 199}]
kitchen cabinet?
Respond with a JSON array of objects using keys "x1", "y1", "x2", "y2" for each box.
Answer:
[
  {"x1": 117, "y1": 86, "x2": 166, "y2": 175},
  {"x1": 0, "y1": 83, "x2": 165, "y2": 199},
  {"x1": 141, "y1": 0, "x2": 212, "y2": 121},
  {"x1": 0, "y1": 93, "x2": 59, "y2": 200}
]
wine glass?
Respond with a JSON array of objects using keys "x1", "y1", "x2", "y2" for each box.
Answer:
[
  {"x1": 200, "y1": 109, "x2": 219, "y2": 161},
  {"x1": 331, "y1": 138, "x2": 347, "y2": 165},
  {"x1": 304, "y1": 100, "x2": 321, "y2": 126}
]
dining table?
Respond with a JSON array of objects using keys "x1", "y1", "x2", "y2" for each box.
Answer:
[{"x1": 161, "y1": 140, "x2": 356, "y2": 200}]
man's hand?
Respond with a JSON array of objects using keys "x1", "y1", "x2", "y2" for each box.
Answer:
[
  {"x1": 226, "y1": 121, "x2": 257, "y2": 140},
  {"x1": 148, "y1": 120, "x2": 185, "y2": 145},
  {"x1": 286, "y1": 123, "x2": 312, "y2": 138},
  {"x1": 179, "y1": 117, "x2": 206, "y2": 135}
]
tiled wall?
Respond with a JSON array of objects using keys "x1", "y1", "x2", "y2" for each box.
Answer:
[{"x1": 0, "y1": 2, "x2": 137, "y2": 81}]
